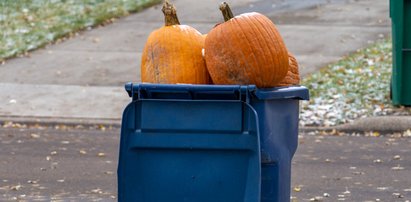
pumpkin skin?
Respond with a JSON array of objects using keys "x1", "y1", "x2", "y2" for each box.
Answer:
[
  {"x1": 204, "y1": 3, "x2": 289, "y2": 88},
  {"x1": 141, "y1": 1, "x2": 210, "y2": 84},
  {"x1": 278, "y1": 53, "x2": 300, "y2": 86}
]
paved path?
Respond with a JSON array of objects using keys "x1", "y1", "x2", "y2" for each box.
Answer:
[
  {"x1": 0, "y1": 0, "x2": 390, "y2": 120},
  {"x1": 1, "y1": 126, "x2": 409, "y2": 201}
]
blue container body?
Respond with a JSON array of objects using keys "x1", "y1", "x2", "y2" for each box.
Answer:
[{"x1": 118, "y1": 83, "x2": 309, "y2": 202}]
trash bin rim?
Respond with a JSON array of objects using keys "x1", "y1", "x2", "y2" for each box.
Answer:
[{"x1": 125, "y1": 83, "x2": 309, "y2": 101}]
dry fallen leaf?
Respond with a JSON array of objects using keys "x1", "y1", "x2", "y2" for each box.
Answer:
[
  {"x1": 104, "y1": 171, "x2": 114, "y2": 175},
  {"x1": 403, "y1": 130, "x2": 411, "y2": 137},
  {"x1": 393, "y1": 155, "x2": 401, "y2": 160},
  {"x1": 98, "y1": 125, "x2": 106, "y2": 131},
  {"x1": 30, "y1": 133, "x2": 40, "y2": 138},
  {"x1": 293, "y1": 186, "x2": 302, "y2": 192},
  {"x1": 310, "y1": 196, "x2": 323, "y2": 201},
  {"x1": 92, "y1": 37, "x2": 100, "y2": 43},
  {"x1": 391, "y1": 165, "x2": 405, "y2": 170},
  {"x1": 10, "y1": 185, "x2": 22, "y2": 191},
  {"x1": 392, "y1": 193, "x2": 404, "y2": 198},
  {"x1": 91, "y1": 188, "x2": 103, "y2": 194},
  {"x1": 27, "y1": 180, "x2": 38, "y2": 184}
]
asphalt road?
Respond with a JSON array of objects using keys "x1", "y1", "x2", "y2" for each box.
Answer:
[{"x1": 0, "y1": 125, "x2": 410, "y2": 201}]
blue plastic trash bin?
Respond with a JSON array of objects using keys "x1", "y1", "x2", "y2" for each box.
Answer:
[{"x1": 118, "y1": 83, "x2": 309, "y2": 202}]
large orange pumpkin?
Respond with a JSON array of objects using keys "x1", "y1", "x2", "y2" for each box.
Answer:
[
  {"x1": 204, "y1": 2, "x2": 289, "y2": 88},
  {"x1": 278, "y1": 53, "x2": 300, "y2": 86},
  {"x1": 141, "y1": 0, "x2": 210, "y2": 84}
]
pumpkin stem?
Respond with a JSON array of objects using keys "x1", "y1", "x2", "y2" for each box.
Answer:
[
  {"x1": 219, "y1": 2, "x2": 234, "y2": 22},
  {"x1": 162, "y1": 0, "x2": 180, "y2": 26}
]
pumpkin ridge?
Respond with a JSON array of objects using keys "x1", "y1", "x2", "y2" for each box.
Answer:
[
  {"x1": 226, "y1": 18, "x2": 252, "y2": 84},
  {"x1": 189, "y1": 31, "x2": 197, "y2": 83},
  {"x1": 189, "y1": 31, "x2": 200, "y2": 83},
  {"x1": 187, "y1": 28, "x2": 207, "y2": 84},
  {"x1": 211, "y1": 27, "x2": 222, "y2": 83},
  {"x1": 212, "y1": 2, "x2": 252, "y2": 84},
  {"x1": 235, "y1": 18, "x2": 262, "y2": 85},
  {"x1": 278, "y1": 53, "x2": 300, "y2": 86},
  {"x1": 254, "y1": 15, "x2": 288, "y2": 83},
  {"x1": 204, "y1": 29, "x2": 214, "y2": 82},
  {"x1": 256, "y1": 16, "x2": 280, "y2": 83},
  {"x1": 168, "y1": 28, "x2": 177, "y2": 83},
  {"x1": 226, "y1": 19, "x2": 251, "y2": 84},
  {"x1": 267, "y1": 16, "x2": 289, "y2": 67},
  {"x1": 143, "y1": 30, "x2": 161, "y2": 82},
  {"x1": 253, "y1": 15, "x2": 283, "y2": 83},
  {"x1": 241, "y1": 14, "x2": 271, "y2": 86},
  {"x1": 178, "y1": 29, "x2": 191, "y2": 83},
  {"x1": 216, "y1": 24, "x2": 240, "y2": 84},
  {"x1": 200, "y1": 35, "x2": 208, "y2": 83},
  {"x1": 150, "y1": 42, "x2": 160, "y2": 82},
  {"x1": 201, "y1": 34, "x2": 209, "y2": 83},
  {"x1": 178, "y1": 28, "x2": 194, "y2": 83},
  {"x1": 216, "y1": 24, "x2": 231, "y2": 83}
]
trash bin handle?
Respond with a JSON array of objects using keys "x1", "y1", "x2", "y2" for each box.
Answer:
[{"x1": 125, "y1": 82, "x2": 255, "y2": 103}]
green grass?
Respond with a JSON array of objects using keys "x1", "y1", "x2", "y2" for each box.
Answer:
[
  {"x1": 300, "y1": 39, "x2": 411, "y2": 127},
  {"x1": 0, "y1": 0, "x2": 161, "y2": 60}
]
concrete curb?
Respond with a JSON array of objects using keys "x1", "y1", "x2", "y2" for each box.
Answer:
[
  {"x1": 2, "y1": 115, "x2": 411, "y2": 134},
  {"x1": 0, "y1": 115, "x2": 121, "y2": 129},
  {"x1": 300, "y1": 116, "x2": 411, "y2": 134}
]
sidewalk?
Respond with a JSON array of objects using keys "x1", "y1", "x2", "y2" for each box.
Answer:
[{"x1": 0, "y1": 0, "x2": 391, "y2": 125}]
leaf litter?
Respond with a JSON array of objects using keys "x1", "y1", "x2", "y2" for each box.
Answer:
[{"x1": 300, "y1": 39, "x2": 411, "y2": 127}]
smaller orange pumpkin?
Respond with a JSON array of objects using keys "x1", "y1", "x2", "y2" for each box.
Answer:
[
  {"x1": 277, "y1": 53, "x2": 300, "y2": 86},
  {"x1": 140, "y1": 0, "x2": 210, "y2": 84}
]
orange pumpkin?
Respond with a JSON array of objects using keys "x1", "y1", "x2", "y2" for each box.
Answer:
[
  {"x1": 278, "y1": 53, "x2": 300, "y2": 86},
  {"x1": 204, "y1": 2, "x2": 289, "y2": 88},
  {"x1": 205, "y1": 2, "x2": 288, "y2": 88},
  {"x1": 141, "y1": 0, "x2": 210, "y2": 84}
]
